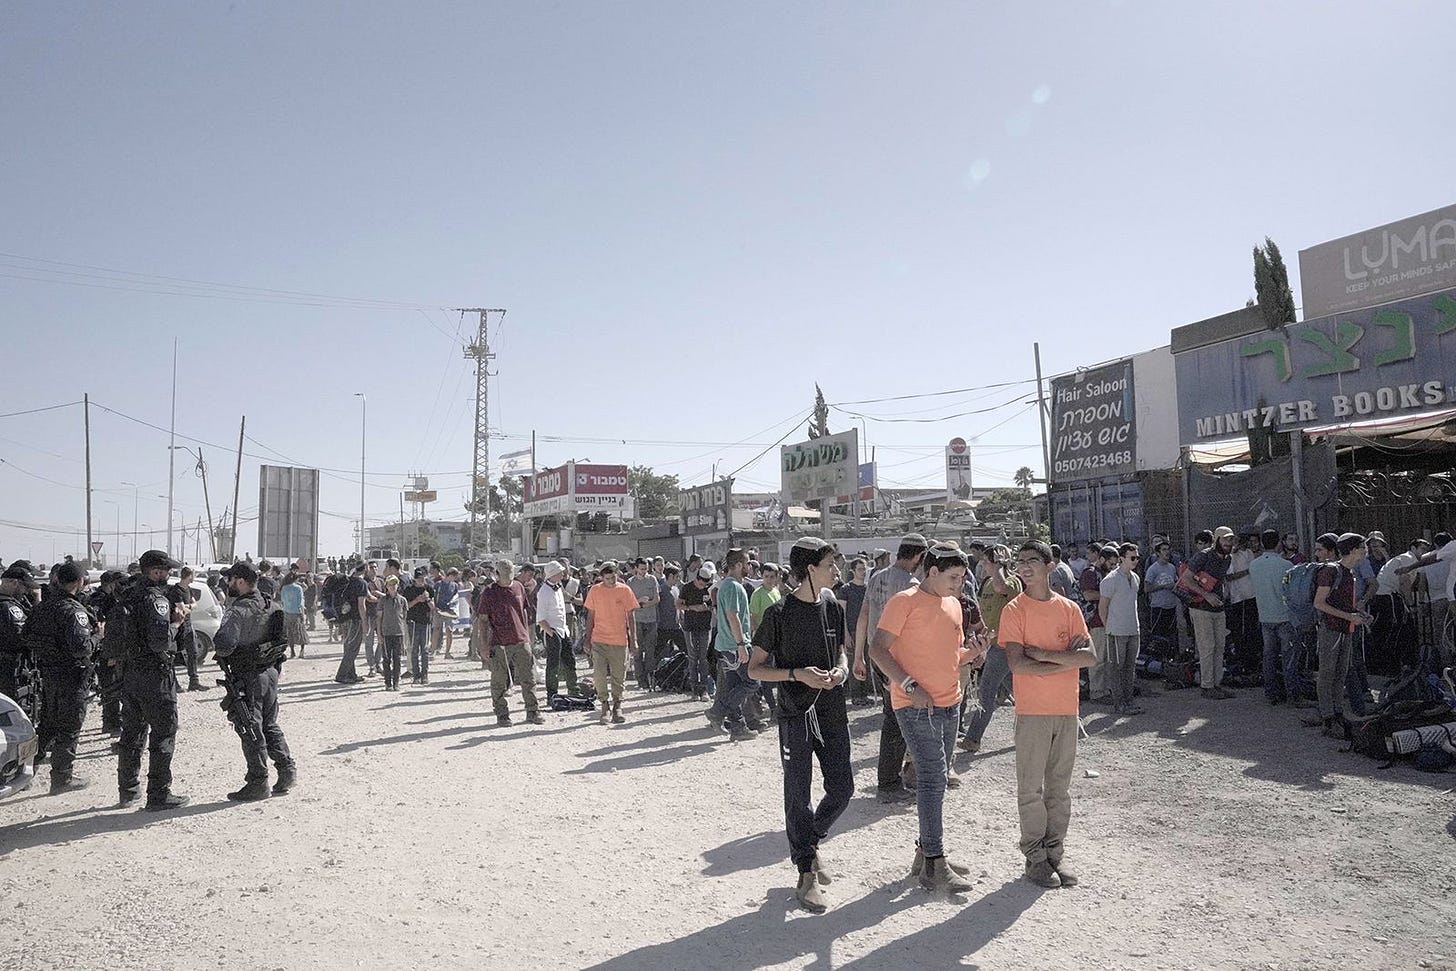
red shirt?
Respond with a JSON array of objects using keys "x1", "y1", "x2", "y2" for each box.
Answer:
[{"x1": 477, "y1": 581, "x2": 529, "y2": 646}]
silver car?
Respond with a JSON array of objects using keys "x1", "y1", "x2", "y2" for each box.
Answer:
[{"x1": 0, "y1": 692, "x2": 38, "y2": 799}]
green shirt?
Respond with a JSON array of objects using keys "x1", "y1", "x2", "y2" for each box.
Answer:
[
  {"x1": 749, "y1": 584, "x2": 782, "y2": 630},
  {"x1": 714, "y1": 576, "x2": 751, "y2": 654}
]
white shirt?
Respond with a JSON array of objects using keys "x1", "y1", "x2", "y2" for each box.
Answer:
[
  {"x1": 1099, "y1": 566, "x2": 1141, "y2": 636},
  {"x1": 1225, "y1": 548, "x2": 1256, "y2": 603},
  {"x1": 1376, "y1": 551, "x2": 1418, "y2": 596},
  {"x1": 1435, "y1": 540, "x2": 1456, "y2": 603},
  {"x1": 536, "y1": 580, "x2": 568, "y2": 636}
]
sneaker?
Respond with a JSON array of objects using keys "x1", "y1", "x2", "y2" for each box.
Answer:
[
  {"x1": 1024, "y1": 860, "x2": 1062, "y2": 888},
  {"x1": 795, "y1": 871, "x2": 827, "y2": 914},
  {"x1": 1050, "y1": 859, "x2": 1080, "y2": 887},
  {"x1": 727, "y1": 725, "x2": 758, "y2": 742},
  {"x1": 496, "y1": 715, "x2": 513, "y2": 727},
  {"x1": 957, "y1": 736, "x2": 980, "y2": 754},
  {"x1": 744, "y1": 720, "x2": 768, "y2": 733},
  {"x1": 49, "y1": 776, "x2": 89, "y2": 795},
  {"x1": 527, "y1": 712, "x2": 546, "y2": 725},
  {"x1": 920, "y1": 855, "x2": 973, "y2": 893},
  {"x1": 227, "y1": 780, "x2": 271, "y2": 802},
  {"x1": 143, "y1": 793, "x2": 191, "y2": 812}
]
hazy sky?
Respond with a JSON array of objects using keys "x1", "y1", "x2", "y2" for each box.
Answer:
[{"x1": 2, "y1": 2, "x2": 1452, "y2": 563}]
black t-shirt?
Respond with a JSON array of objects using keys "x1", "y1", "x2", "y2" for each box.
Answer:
[
  {"x1": 341, "y1": 577, "x2": 368, "y2": 619},
  {"x1": 679, "y1": 581, "x2": 712, "y2": 632},
  {"x1": 840, "y1": 582, "x2": 866, "y2": 634},
  {"x1": 1185, "y1": 549, "x2": 1231, "y2": 612},
  {"x1": 753, "y1": 594, "x2": 848, "y2": 720},
  {"x1": 402, "y1": 583, "x2": 433, "y2": 626}
]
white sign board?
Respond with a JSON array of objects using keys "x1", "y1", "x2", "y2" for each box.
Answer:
[{"x1": 780, "y1": 429, "x2": 858, "y2": 504}]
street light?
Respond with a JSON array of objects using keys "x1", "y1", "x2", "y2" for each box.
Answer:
[
  {"x1": 103, "y1": 499, "x2": 120, "y2": 568},
  {"x1": 353, "y1": 392, "x2": 366, "y2": 561},
  {"x1": 121, "y1": 481, "x2": 139, "y2": 562}
]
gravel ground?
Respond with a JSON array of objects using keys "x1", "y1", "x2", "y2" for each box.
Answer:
[{"x1": 3, "y1": 633, "x2": 1454, "y2": 971}]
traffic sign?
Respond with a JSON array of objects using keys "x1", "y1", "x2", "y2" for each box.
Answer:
[{"x1": 91, "y1": 540, "x2": 104, "y2": 555}]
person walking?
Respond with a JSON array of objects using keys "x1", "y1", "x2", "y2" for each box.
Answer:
[
  {"x1": 333, "y1": 563, "x2": 369, "y2": 684},
  {"x1": 583, "y1": 561, "x2": 638, "y2": 724},
  {"x1": 869, "y1": 542, "x2": 987, "y2": 893},
  {"x1": 678, "y1": 565, "x2": 715, "y2": 701},
  {"x1": 748, "y1": 537, "x2": 853, "y2": 913},
  {"x1": 1000, "y1": 541, "x2": 1097, "y2": 889},
  {"x1": 704, "y1": 549, "x2": 759, "y2": 741}
]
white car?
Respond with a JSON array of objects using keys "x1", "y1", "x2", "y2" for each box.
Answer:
[
  {"x1": 0, "y1": 692, "x2": 38, "y2": 799},
  {"x1": 169, "y1": 578, "x2": 223, "y2": 662}
]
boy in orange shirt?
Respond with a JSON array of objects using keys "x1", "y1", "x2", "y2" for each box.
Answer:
[
  {"x1": 1000, "y1": 540, "x2": 1097, "y2": 889},
  {"x1": 583, "y1": 562, "x2": 640, "y2": 725},
  {"x1": 870, "y1": 542, "x2": 989, "y2": 893}
]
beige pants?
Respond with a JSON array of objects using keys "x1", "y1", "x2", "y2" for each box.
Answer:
[
  {"x1": 1013, "y1": 713, "x2": 1079, "y2": 865},
  {"x1": 591, "y1": 643, "x2": 629, "y2": 711},
  {"x1": 1087, "y1": 628, "x2": 1108, "y2": 699},
  {"x1": 488, "y1": 642, "x2": 538, "y2": 718},
  {"x1": 1188, "y1": 607, "x2": 1227, "y2": 689}
]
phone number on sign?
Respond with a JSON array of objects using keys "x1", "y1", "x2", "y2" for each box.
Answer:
[{"x1": 1053, "y1": 451, "x2": 1132, "y2": 475}]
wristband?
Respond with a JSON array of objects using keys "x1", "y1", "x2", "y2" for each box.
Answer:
[
  {"x1": 788, "y1": 667, "x2": 796, "y2": 683},
  {"x1": 900, "y1": 675, "x2": 917, "y2": 693}
]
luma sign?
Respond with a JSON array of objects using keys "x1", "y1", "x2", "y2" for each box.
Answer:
[
  {"x1": 1176, "y1": 288, "x2": 1456, "y2": 442},
  {"x1": 1299, "y1": 204, "x2": 1456, "y2": 320}
]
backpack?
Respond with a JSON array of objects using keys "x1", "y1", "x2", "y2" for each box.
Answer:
[
  {"x1": 320, "y1": 575, "x2": 347, "y2": 621},
  {"x1": 100, "y1": 593, "x2": 157, "y2": 661},
  {"x1": 1280, "y1": 562, "x2": 1322, "y2": 629},
  {"x1": 1345, "y1": 699, "x2": 1456, "y2": 760}
]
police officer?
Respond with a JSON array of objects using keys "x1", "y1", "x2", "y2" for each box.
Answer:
[
  {"x1": 87, "y1": 571, "x2": 127, "y2": 735},
  {"x1": 26, "y1": 561, "x2": 99, "y2": 793},
  {"x1": 0, "y1": 560, "x2": 40, "y2": 704},
  {"x1": 116, "y1": 549, "x2": 190, "y2": 811},
  {"x1": 214, "y1": 562, "x2": 295, "y2": 802}
]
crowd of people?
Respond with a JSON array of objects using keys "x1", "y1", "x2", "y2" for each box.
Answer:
[{"x1": 4, "y1": 521, "x2": 1453, "y2": 915}]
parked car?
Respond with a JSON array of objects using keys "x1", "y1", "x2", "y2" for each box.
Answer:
[
  {"x1": 169, "y1": 577, "x2": 223, "y2": 663},
  {"x1": 0, "y1": 691, "x2": 38, "y2": 799}
]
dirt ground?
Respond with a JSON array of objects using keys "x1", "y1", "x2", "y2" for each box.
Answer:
[{"x1": 3, "y1": 632, "x2": 1454, "y2": 971}]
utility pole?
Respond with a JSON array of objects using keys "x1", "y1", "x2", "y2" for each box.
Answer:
[
  {"x1": 231, "y1": 416, "x2": 245, "y2": 562},
  {"x1": 196, "y1": 448, "x2": 217, "y2": 562},
  {"x1": 458, "y1": 308, "x2": 504, "y2": 557},
  {"x1": 84, "y1": 393, "x2": 94, "y2": 569},
  {"x1": 166, "y1": 340, "x2": 178, "y2": 560}
]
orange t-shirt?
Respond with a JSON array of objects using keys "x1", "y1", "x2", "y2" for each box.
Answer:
[
  {"x1": 877, "y1": 588, "x2": 964, "y2": 710},
  {"x1": 997, "y1": 592, "x2": 1088, "y2": 716},
  {"x1": 585, "y1": 582, "x2": 639, "y2": 647}
]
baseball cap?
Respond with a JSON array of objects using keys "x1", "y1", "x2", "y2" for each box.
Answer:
[
  {"x1": 222, "y1": 562, "x2": 259, "y2": 582},
  {"x1": 2, "y1": 560, "x2": 39, "y2": 586},
  {"x1": 697, "y1": 565, "x2": 715, "y2": 580},
  {"x1": 1211, "y1": 526, "x2": 1235, "y2": 543},
  {"x1": 139, "y1": 549, "x2": 181, "y2": 571}
]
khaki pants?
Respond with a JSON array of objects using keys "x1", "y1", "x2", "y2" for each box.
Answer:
[
  {"x1": 1188, "y1": 608, "x2": 1227, "y2": 689},
  {"x1": 1429, "y1": 599, "x2": 1453, "y2": 668},
  {"x1": 1087, "y1": 628, "x2": 1108, "y2": 699},
  {"x1": 489, "y1": 642, "x2": 539, "y2": 718},
  {"x1": 591, "y1": 642, "x2": 629, "y2": 712},
  {"x1": 1013, "y1": 713, "x2": 1078, "y2": 866}
]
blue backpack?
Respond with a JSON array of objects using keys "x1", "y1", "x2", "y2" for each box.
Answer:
[{"x1": 1281, "y1": 562, "x2": 1321, "y2": 629}]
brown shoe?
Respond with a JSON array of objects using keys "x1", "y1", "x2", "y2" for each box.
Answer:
[
  {"x1": 1024, "y1": 860, "x2": 1062, "y2": 888},
  {"x1": 795, "y1": 871, "x2": 827, "y2": 913},
  {"x1": 920, "y1": 855, "x2": 973, "y2": 893},
  {"x1": 811, "y1": 852, "x2": 832, "y2": 886},
  {"x1": 909, "y1": 845, "x2": 973, "y2": 879}
]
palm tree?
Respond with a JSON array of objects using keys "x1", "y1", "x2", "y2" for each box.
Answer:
[{"x1": 1014, "y1": 466, "x2": 1034, "y2": 496}]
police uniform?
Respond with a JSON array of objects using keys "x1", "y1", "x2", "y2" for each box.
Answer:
[
  {"x1": 26, "y1": 564, "x2": 99, "y2": 790},
  {"x1": 116, "y1": 550, "x2": 189, "y2": 811},
  {"x1": 0, "y1": 561, "x2": 38, "y2": 705},
  {"x1": 87, "y1": 573, "x2": 126, "y2": 734},
  {"x1": 214, "y1": 562, "x2": 295, "y2": 801}
]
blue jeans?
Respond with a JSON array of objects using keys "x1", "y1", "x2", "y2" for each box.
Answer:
[
  {"x1": 963, "y1": 646, "x2": 1010, "y2": 746},
  {"x1": 1345, "y1": 626, "x2": 1370, "y2": 716},
  {"x1": 409, "y1": 621, "x2": 430, "y2": 680},
  {"x1": 1260, "y1": 622, "x2": 1300, "y2": 702},
  {"x1": 706, "y1": 655, "x2": 758, "y2": 728},
  {"x1": 894, "y1": 703, "x2": 960, "y2": 857}
]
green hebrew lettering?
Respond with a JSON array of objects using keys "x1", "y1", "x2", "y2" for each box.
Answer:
[
  {"x1": 1297, "y1": 321, "x2": 1363, "y2": 378},
  {"x1": 1240, "y1": 337, "x2": 1292, "y2": 382}
]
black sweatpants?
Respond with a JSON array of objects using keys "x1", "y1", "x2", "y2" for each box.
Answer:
[
  {"x1": 117, "y1": 658, "x2": 179, "y2": 801},
  {"x1": 779, "y1": 704, "x2": 854, "y2": 874}
]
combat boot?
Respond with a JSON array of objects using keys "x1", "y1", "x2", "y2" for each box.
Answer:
[
  {"x1": 920, "y1": 855, "x2": 973, "y2": 894},
  {"x1": 49, "y1": 776, "x2": 89, "y2": 795},
  {"x1": 226, "y1": 779, "x2": 271, "y2": 802},
  {"x1": 272, "y1": 765, "x2": 297, "y2": 796},
  {"x1": 187, "y1": 677, "x2": 205, "y2": 692}
]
